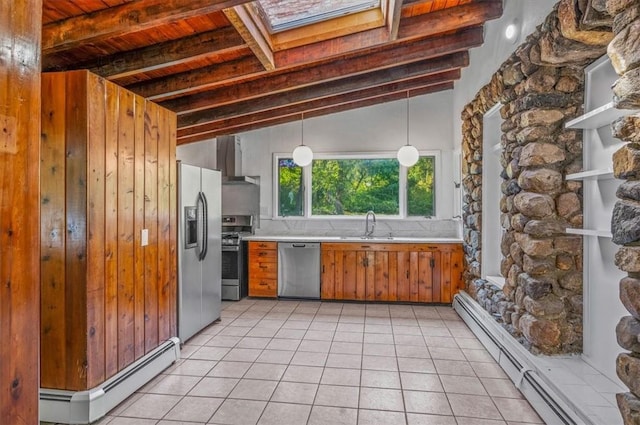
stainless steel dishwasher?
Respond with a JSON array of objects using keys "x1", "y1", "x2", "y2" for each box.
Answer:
[{"x1": 278, "y1": 242, "x2": 321, "y2": 299}]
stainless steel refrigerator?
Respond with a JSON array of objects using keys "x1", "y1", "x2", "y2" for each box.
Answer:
[{"x1": 177, "y1": 162, "x2": 222, "y2": 343}]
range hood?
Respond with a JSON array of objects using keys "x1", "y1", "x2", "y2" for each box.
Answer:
[
  {"x1": 216, "y1": 135, "x2": 258, "y2": 184},
  {"x1": 217, "y1": 135, "x2": 260, "y2": 228},
  {"x1": 223, "y1": 175, "x2": 259, "y2": 185}
]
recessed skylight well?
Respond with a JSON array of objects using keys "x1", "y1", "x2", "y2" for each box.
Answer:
[{"x1": 254, "y1": 0, "x2": 380, "y2": 33}]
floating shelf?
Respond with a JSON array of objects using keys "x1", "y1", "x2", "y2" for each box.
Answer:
[
  {"x1": 485, "y1": 275, "x2": 505, "y2": 289},
  {"x1": 566, "y1": 169, "x2": 614, "y2": 180},
  {"x1": 566, "y1": 228, "x2": 612, "y2": 238},
  {"x1": 565, "y1": 102, "x2": 637, "y2": 130}
]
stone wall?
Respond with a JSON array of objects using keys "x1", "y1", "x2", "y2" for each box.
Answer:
[
  {"x1": 461, "y1": 0, "x2": 611, "y2": 355},
  {"x1": 606, "y1": 0, "x2": 640, "y2": 423}
]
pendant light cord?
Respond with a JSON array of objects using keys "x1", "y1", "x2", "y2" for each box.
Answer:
[{"x1": 406, "y1": 91, "x2": 410, "y2": 147}]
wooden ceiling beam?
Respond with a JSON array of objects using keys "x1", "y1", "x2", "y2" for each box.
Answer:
[
  {"x1": 163, "y1": 28, "x2": 480, "y2": 114},
  {"x1": 126, "y1": 55, "x2": 266, "y2": 100},
  {"x1": 42, "y1": 0, "x2": 253, "y2": 54},
  {"x1": 177, "y1": 53, "x2": 468, "y2": 127},
  {"x1": 46, "y1": 26, "x2": 247, "y2": 79},
  {"x1": 223, "y1": 6, "x2": 275, "y2": 71},
  {"x1": 177, "y1": 82, "x2": 453, "y2": 143},
  {"x1": 177, "y1": 70, "x2": 460, "y2": 139},
  {"x1": 398, "y1": 0, "x2": 502, "y2": 38},
  {"x1": 275, "y1": 0, "x2": 501, "y2": 68}
]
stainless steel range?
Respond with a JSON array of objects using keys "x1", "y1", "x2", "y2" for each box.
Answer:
[{"x1": 221, "y1": 214, "x2": 253, "y2": 300}]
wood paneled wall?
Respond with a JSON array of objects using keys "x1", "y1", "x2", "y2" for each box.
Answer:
[
  {"x1": 41, "y1": 70, "x2": 177, "y2": 391},
  {"x1": 0, "y1": 0, "x2": 42, "y2": 422}
]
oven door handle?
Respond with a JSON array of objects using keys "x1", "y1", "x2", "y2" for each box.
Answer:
[{"x1": 222, "y1": 246, "x2": 240, "y2": 252}]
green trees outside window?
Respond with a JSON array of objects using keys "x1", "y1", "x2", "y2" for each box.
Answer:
[
  {"x1": 407, "y1": 156, "x2": 435, "y2": 217},
  {"x1": 277, "y1": 155, "x2": 436, "y2": 218}
]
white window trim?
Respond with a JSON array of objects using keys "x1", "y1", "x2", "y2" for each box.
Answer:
[{"x1": 273, "y1": 150, "x2": 441, "y2": 220}]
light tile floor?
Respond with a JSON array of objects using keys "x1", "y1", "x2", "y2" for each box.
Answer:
[{"x1": 96, "y1": 298, "x2": 544, "y2": 425}]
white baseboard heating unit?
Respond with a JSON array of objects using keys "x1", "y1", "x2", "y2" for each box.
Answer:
[
  {"x1": 453, "y1": 292, "x2": 593, "y2": 425},
  {"x1": 40, "y1": 337, "x2": 180, "y2": 424}
]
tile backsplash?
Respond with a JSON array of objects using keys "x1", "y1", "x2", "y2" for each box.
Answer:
[{"x1": 255, "y1": 218, "x2": 461, "y2": 239}]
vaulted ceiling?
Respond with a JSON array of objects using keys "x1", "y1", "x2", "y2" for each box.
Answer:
[{"x1": 42, "y1": 0, "x2": 503, "y2": 144}]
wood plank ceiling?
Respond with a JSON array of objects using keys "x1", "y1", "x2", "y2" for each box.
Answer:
[{"x1": 42, "y1": 0, "x2": 503, "y2": 144}]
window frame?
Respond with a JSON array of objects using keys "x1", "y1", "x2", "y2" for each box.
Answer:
[{"x1": 272, "y1": 150, "x2": 441, "y2": 219}]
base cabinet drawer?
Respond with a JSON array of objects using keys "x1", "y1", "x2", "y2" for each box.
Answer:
[
  {"x1": 248, "y1": 241, "x2": 277, "y2": 298},
  {"x1": 249, "y1": 278, "x2": 277, "y2": 297}
]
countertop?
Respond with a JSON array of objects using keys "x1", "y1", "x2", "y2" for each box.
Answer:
[{"x1": 243, "y1": 235, "x2": 463, "y2": 243}]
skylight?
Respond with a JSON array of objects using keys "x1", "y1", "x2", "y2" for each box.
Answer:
[{"x1": 254, "y1": 0, "x2": 381, "y2": 33}]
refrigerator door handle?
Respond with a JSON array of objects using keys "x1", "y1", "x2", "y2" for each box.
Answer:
[{"x1": 198, "y1": 191, "x2": 208, "y2": 261}]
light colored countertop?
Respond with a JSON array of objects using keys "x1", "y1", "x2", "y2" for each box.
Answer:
[{"x1": 244, "y1": 235, "x2": 463, "y2": 243}]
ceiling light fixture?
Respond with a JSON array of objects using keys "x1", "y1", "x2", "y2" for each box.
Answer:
[
  {"x1": 505, "y1": 20, "x2": 519, "y2": 42},
  {"x1": 292, "y1": 113, "x2": 313, "y2": 167},
  {"x1": 397, "y1": 92, "x2": 419, "y2": 167}
]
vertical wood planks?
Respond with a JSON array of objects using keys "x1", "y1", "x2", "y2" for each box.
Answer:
[
  {"x1": 396, "y1": 251, "x2": 410, "y2": 301},
  {"x1": 40, "y1": 70, "x2": 178, "y2": 391},
  {"x1": 167, "y1": 109, "x2": 178, "y2": 338},
  {"x1": 133, "y1": 94, "x2": 146, "y2": 360},
  {"x1": 1, "y1": 0, "x2": 42, "y2": 420},
  {"x1": 365, "y1": 250, "x2": 375, "y2": 301},
  {"x1": 417, "y1": 251, "x2": 432, "y2": 302},
  {"x1": 144, "y1": 101, "x2": 160, "y2": 353},
  {"x1": 104, "y1": 78, "x2": 120, "y2": 379},
  {"x1": 65, "y1": 71, "x2": 89, "y2": 390},
  {"x1": 344, "y1": 251, "x2": 357, "y2": 299},
  {"x1": 374, "y1": 251, "x2": 389, "y2": 301},
  {"x1": 86, "y1": 73, "x2": 107, "y2": 388},
  {"x1": 321, "y1": 249, "x2": 335, "y2": 299},
  {"x1": 409, "y1": 251, "x2": 419, "y2": 301},
  {"x1": 157, "y1": 104, "x2": 171, "y2": 343},
  {"x1": 117, "y1": 88, "x2": 136, "y2": 370},
  {"x1": 40, "y1": 73, "x2": 67, "y2": 389},
  {"x1": 335, "y1": 251, "x2": 344, "y2": 299}
]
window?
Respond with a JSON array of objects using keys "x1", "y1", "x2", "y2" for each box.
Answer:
[{"x1": 274, "y1": 153, "x2": 438, "y2": 218}]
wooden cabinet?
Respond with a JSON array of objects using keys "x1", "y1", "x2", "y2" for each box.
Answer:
[
  {"x1": 321, "y1": 243, "x2": 463, "y2": 303},
  {"x1": 248, "y1": 241, "x2": 278, "y2": 297}
]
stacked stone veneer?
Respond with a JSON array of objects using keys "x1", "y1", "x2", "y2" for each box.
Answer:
[
  {"x1": 461, "y1": 0, "x2": 613, "y2": 355},
  {"x1": 606, "y1": 0, "x2": 640, "y2": 423}
]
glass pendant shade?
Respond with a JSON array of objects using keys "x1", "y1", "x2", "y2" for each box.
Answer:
[
  {"x1": 292, "y1": 144, "x2": 313, "y2": 167},
  {"x1": 397, "y1": 144, "x2": 419, "y2": 167},
  {"x1": 397, "y1": 92, "x2": 419, "y2": 167}
]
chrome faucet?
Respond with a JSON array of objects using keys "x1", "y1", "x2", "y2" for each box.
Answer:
[{"x1": 364, "y1": 210, "x2": 376, "y2": 237}]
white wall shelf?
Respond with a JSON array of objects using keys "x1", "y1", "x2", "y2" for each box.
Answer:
[
  {"x1": 566, "y1": 228, "x2": 612, "y2": 238},
  {"x1": 565, "y1": 102, "x2": 636, "y2": 130},
  {"x1": 566, "y1": 169, "x2": 614, "y2": 180}
]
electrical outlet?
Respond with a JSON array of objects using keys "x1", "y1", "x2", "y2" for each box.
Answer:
[{"x1": 141, "y1": 229, "x2": 149, "y2": 246}]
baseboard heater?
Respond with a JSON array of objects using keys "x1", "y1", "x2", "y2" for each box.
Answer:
[
  {"x1": 453, "y1": 292, "x2": 592, "y2": 425},
  {"x1": 40, "y1": 337, "x2": 180, "y2": 424}
]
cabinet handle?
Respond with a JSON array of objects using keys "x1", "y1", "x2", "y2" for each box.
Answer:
[
  {"x1": 430, "y1": 258, "x2": 435, "y2": 268},
  {"x1": 260, "y1": 265, "x2": 268, "y2": 269},
  {"x1": 427, "y1": 246, "x2": 438, "y2": 250},
  {"x1": 361, "y1": 245, "x2": 371, "y2": 249},
  {"x1": 259, "y1": 281, "x2": 268, "y2": 286},
  {"x1": 406, "y1": 270, "x2": 409, "y2": 279}
]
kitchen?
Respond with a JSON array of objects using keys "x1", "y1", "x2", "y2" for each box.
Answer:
[{"x1": 2, "y1": 1, "x2": 640, "y2": 425}]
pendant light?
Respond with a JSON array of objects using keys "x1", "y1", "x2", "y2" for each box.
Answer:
[
  {"x1": 397, "y1": 92, "x2": 419, "y2": 167},
  {"x1": 292, "y1": 113, "x2": 313, "y2": 167}
]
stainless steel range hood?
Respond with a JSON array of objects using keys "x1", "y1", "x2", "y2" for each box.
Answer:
[
  {"x1": 217, "y1": 135, "x2": 260, "y2": 227},
  {"x1": 223, "y1": 175, "x2": 259, "y2": 185}
]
